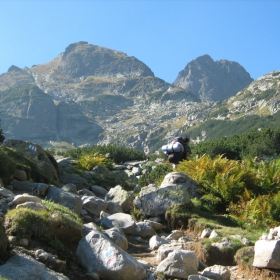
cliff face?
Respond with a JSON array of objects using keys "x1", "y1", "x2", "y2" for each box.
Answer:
[{"x1": 173, "y1": 54, "x2": 254, "y2": 101}]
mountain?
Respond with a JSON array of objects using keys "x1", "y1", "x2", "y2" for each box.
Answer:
[
  {"x1": 0, "y1": 41, "x2": 278, "y2": 153},
  {"x1": 173, "y1": 54, "x2": 254, "y2": 101}
]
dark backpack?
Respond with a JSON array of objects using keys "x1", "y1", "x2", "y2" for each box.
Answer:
[{"x1": 166, "y1": 137, "x2": 185, "y2": 164}]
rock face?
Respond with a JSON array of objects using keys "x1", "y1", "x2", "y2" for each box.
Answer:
[{"x1": 173, "y1": 54, "x2": 254, "y2": 101}]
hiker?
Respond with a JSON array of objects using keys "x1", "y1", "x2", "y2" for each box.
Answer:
[
  {"x1": 171, "y1": 136, "x2": 191, "y2": 169},
  {"x1": 162, "y1": 135, "x2": 191, "y2": 169}
]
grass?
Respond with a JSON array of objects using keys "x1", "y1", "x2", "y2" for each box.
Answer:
[
  {"x1": 165, "y1": 201, "x2": 265, "y2": 245},
  {"x1": 4, "y1": 200, "x2": 83, "y2": 250}
]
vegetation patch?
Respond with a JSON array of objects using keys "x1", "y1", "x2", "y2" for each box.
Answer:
[{"x1": 4, "y1": 200, "x2": 83, "y2": 251}]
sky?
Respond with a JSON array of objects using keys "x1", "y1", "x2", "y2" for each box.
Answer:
[{"x1": 1, "y1": 0, "x2": 279, "y2": 84}]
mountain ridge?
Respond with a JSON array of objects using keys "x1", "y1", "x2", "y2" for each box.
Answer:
[{"x1": 0, "y1": 41, "x2": 279, "y2": 153}]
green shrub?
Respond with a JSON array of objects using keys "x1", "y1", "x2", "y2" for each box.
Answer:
[
  {"x1": 270, "y1": 191, "x2": 280, "y2": 222},
  {"x1": 76, "y1": 153, "x2": 114, "y2": 170},
  {"x1": 61, "y1": 143, "x2": 147, "y2": 163}
]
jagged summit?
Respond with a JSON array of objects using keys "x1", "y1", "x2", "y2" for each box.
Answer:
[
  {"x1": 57, "y1": 41, "x2": 155, "y2": 79},
  {"x1": 173, "y1": 54, "x2": 254, "y2": 101}
]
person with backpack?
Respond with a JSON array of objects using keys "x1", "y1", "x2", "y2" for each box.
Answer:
[{"x1": 162, "y1": 135, "x2": 191, "y2": 169}]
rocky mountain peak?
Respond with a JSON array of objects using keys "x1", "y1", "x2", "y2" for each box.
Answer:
[
  {"x1": 173, "y1": 54, "x2": 254, "y2": 101},
  {"x1": 7, "y1": 65, "x2": 23, "y2": 73},
  {"x1": 57, "y1": 41, "x2": 154, "y2": 79}
]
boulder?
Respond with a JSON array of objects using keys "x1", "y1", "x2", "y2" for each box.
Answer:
[
  {"x1": 16, "y1": 202, "x2": 46, "y2": 211},
  {"x1": 90, "y1": 185, "x2": 108, "y2": 198},
  {"x1": 13, "y1": 169, "x2": 27, "y2": 181},
  {"x1": 166, "y1": 230, "x2": 184, "y2": 240},
  {"x1": 253, "y1": 240, "x2": 280, "y2": 269},
  {"x1": 160, "y1": 172, "x2": 202, "y2": 198},
  {"x1": 107, "y1": 201, "x2": 123, "y2": 214},
  {"x1": 201, "y1": 265, "x2": 230, "y2": 280},
  {"x1": 157, "y1": 243, "x2": 184, "y2": 261},
  {"x1": 75, "y1": 229, "x2": 146, "y2": 280},
  {"x1": 62, "y1": 183, "x2": 78, "y2": 194},
  {"x1": 0, "y1": 252, "x2": 69, "y2": 280},
  {"x1": 10, "y1": 181, "x2": 49, "y2": 194},
  {"x1": 101, "y1": 213, "x2": 136, "y2": 235},
  {"x1": 134, "y1": 183, "x2": 191, "y2": 217},
  {"x1": 82, "y1": 196, "x2": 108, "y2": 216},
  {"x1": 45, "y1": 185, "x2": 82, "y2": 215},
  {"x1": 9, "y1": 194, "x2": 42, "y2": 207},
  {"x1": 59, "y1": 172, "x2": 89, "y2": 190},
  {"x1": 105, "y1": 185, "x2": 134, "y2": 212},
  {"x1": 149, "y1": 235, "x2": 169, "y2": 250},
  {"x1": 156, "y1": 249, "x2": 198, "y2": 279},
  {"x1": 133, "y1": 221, "x2": 157, "y2": 238}
]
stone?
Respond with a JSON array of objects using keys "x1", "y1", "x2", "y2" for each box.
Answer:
[
  {"x1": 105, "y1": 185, "x2": 134, "y2": 212},
  {"x1": 0, "y1": 252, "x2": 69, "y2": 279},
  {"x1": 101, "y1": 213, "x2": 136, "y2": 235},
  {"x1": 157, "y1": 243, "x2": 184, "y2": 261},
  {"x1": 75, "y1": 229, "x2": 146, "y2": 280},
  {"x1": 82, "y1": 196, "x2": 108, "y2": 216},
  {"x1": 59, "y1": 172, "x2": 89, "y2": 190},
  {"x1": 253, "y1": 240, "x2": 280, "y2": 269},
  {"x1": 133, "y1": 221, "x2": 156, "y2": 238},
  {"x1": 13, "y1": 169, "x2": 27, "y2": 181},
  {"x1": 149, "y1": 235, "x2": 169, "y2": 250},
  {"x1": 45, "y1": 185, "x2": 82, "y2": 215},
  {"x1": 156, "y1": 249, "x2": 198, "y2": 279},
  {"x1": 201, "y1": 265, "x2": 230, "y2": 280}
]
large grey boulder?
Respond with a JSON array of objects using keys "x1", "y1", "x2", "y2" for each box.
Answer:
[
  {"x1": 157, "y1": 243, "x2": 184, "y2": 261},
  {"x1": 133, "y1": 221, "x2": 157, "y2": 238},
  {"x1": 160, "y1": 172, "x2": 202, "y2": 199},
  {"x1": 101, "y1": 213, "x2": 136, "y2": 235},
  {"x1": 59, "y1": 172, "x2": 89, "y2": 190},
  {"x1": 156, "y1": 249, "x2": 198, "y2": 279},
  {"x1": 134, "y1": 183, "x2": 191, "y2": 217},
  {"x1": 75, "y1": 229, "x2": 146, "y2": 280},
  {"x1": 0, "y1": 252, "x2": 69, "y2": 280},
  {"x1": 105, "y1": 185, "x2": 134, "y2": 212},
  {"x1": 149, "y1": 235, "x2": 169, "y2": 250},
  {"x1": 9, "y1": 194, "x2": 42, "y2": 207},
  {"x1": 10, "y1": 181, "x2": 49, "y2": 195},
  {"x1": 253, "y1": 240, "x2": 280, "y2": 269},
  {"x1": 134, "y1": 172, "x2": 202, "y2": 217},
  {"x1": 201, "y1": 265, "x2": 230, "y2": 280},
  {"x1": 82, "y1": 196, "x2": 108, "y2": 216},
  {"x1": 45, "y1": 185, "x2": 83, "y2": 215},
  {"x1": 90, "y1": 185, "x2": 108, "y2": 198}
]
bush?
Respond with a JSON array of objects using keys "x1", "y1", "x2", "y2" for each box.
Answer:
[
  {"x1": 61, "y1": 143, "x2": 147, "y2": 163},
  {"x1": 191, "y1": 128, "x2": 280, "y2": 160},
  {"x1": 177, "y1": 155, "x2": 280, "y2": 225},
  {"x1": 76, "y1": 153, "x2": 114, "y2": 170}
]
